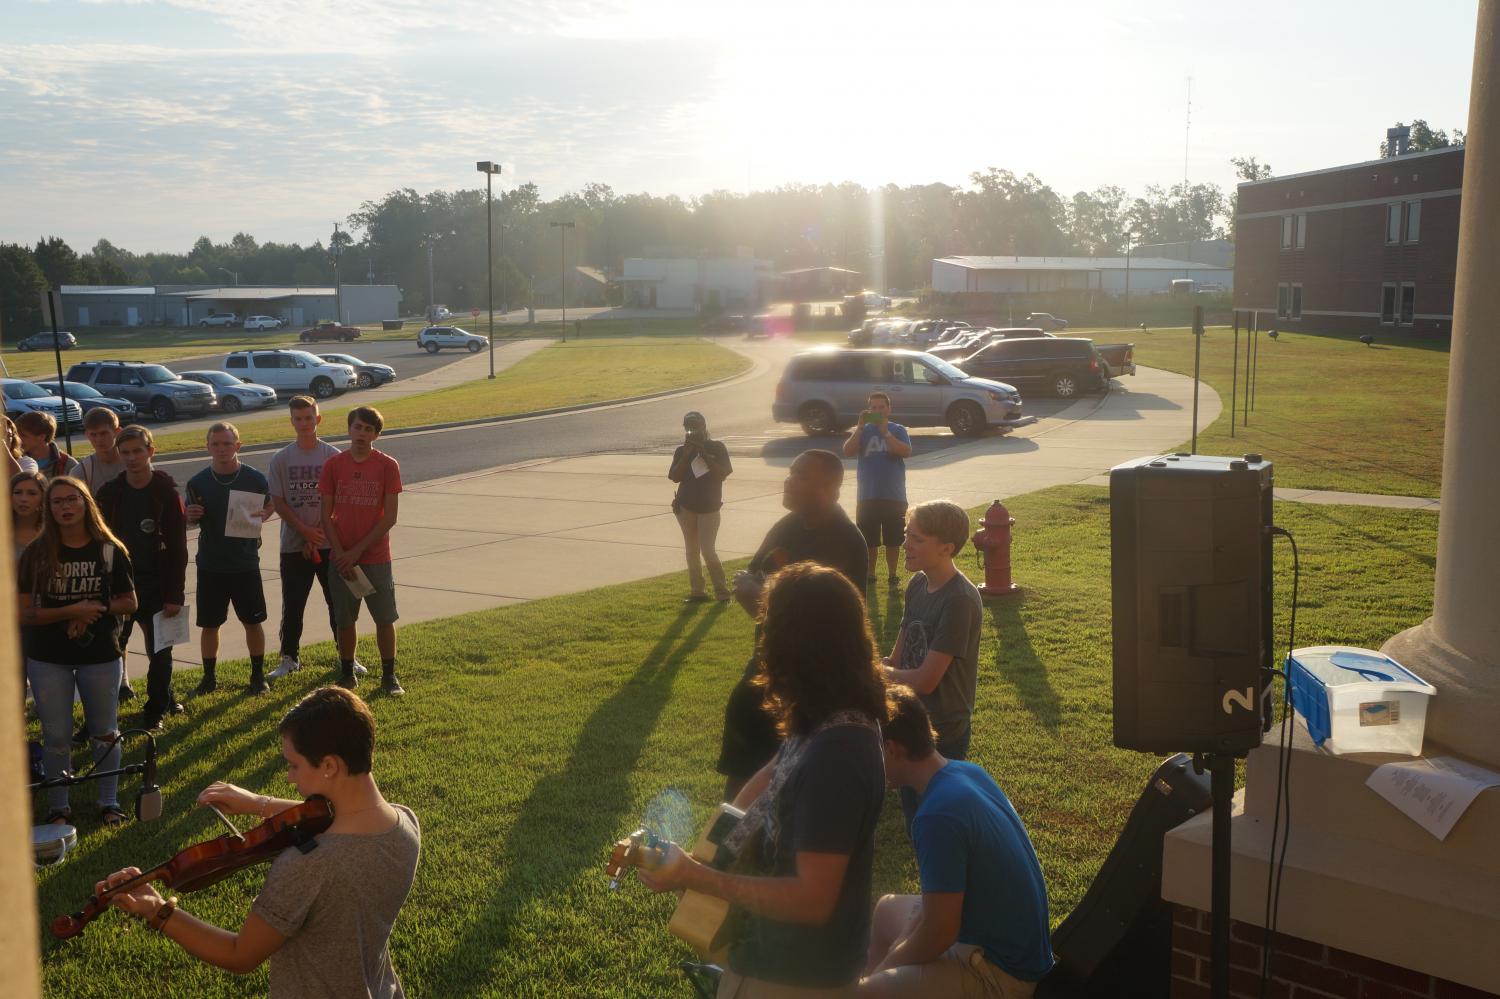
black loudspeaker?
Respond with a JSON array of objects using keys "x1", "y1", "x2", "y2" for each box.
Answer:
[{"x1": 1110, "y1": 454, "x2": 1273, "y2": 754}]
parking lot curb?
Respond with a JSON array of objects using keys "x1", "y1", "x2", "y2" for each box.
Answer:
[{"x1": 152, "y1": 357, "x2": 760, "y2": 461}]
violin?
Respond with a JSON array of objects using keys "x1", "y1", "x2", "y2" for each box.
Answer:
[{"x1": 52, "y1": 795, "x2": 334, "y2": 940}]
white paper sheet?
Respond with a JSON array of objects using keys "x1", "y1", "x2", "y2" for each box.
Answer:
[
  {"x1": 343, "y1": 565, "x2": 376, "y2": 599},
  {"x1": 1366, "y1": 756, "x2": 1500, "y2": 840},
  {"x1": 152, "y1": 606, "x2": 190, "y2": 652},
  {"x1": 225, "y1": 489, "x2": 266, "y2": 539},
  {"x1": 690, "y1": 455, "x2": 709, "y2": 479}
]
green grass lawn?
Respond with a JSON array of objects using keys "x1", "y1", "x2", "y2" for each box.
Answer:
[
  {"x1": 32, "y1": 486, "x2": 1437, "y2": 998},
  {"x1": 147, "y1": 337, "x2": 750, "y2": 454},
  {"x1": 1083, "y1": 325, "x2": 1449, "y2": 497}
]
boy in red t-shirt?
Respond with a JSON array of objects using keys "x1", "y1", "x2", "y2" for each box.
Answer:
[{"x1": 317, "y1": 407, "x2": 404, "y2": 695}]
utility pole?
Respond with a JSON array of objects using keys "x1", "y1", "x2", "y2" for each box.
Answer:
[
  {"x1": 331, "y1": 222, "x2": 343, "y2": 324},
  {"x1": 551, "y1": 221, "x2": 574, "y2": 332},
  {"x1": 477, "y1": 160, "x2": 502, "y2": 378}
]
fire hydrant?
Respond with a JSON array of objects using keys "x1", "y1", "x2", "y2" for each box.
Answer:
[{"x1": 973, "y1": 499, "x2": 1020, "y2": 598}]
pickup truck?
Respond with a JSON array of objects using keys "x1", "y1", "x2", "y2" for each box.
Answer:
[
  {"x1": 298, "y1": 322, "x2": 362, "y2": 343},
  {"x1": 1075, "y1": 339, "x2": 1135, "y2": 376}
]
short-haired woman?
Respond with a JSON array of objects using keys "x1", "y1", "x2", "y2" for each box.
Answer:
[
  {"x1": 18, "y1": 475, "x2": 137, "y2": 827},
  {"x1": 96, "y1": 686, "x2": 421, "y2": 997},
  {"x1": 641, "y1": 562, "x2": 890, "y2": 996}
]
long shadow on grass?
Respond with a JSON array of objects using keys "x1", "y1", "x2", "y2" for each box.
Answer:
[
  {"x1": 425, "y1": 602, "x2": 726, "y2": 988},
  {"x1": 866, "y1": 580, "x2": 905, "y2": 651},
  {"x1": 1290, "y1": 502, "x2": 1436, "y2": 571},
  {"x1": 987, "y1": 603, "x2": 1061, "y2": 732}
]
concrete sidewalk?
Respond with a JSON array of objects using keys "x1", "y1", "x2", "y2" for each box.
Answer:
[{"x1": 132, "y1": 365, "x2": 1217, "y2": 678}]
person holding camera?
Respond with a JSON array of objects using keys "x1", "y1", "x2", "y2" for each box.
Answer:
[
  {"x1": 843, "y1": 392, "x2": 912, "y2": 587},
  {"x1": 668, "y1": 411, "x2": 733, "y2": 604}
]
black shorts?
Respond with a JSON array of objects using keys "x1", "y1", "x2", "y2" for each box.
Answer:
[
  {"x1": 196, "y1": 570, "x2": 268, "y2": 628},
  {"x1": 716, "y1": 663, "x2": 781, "y2": 779},
  {"x1": 856, "y1": 499, "x2": 908, "y2": 549}
]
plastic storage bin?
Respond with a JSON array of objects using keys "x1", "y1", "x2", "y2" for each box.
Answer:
[{"x1": 1287, "y1": 646, "x2": 1434, "y2": 756}]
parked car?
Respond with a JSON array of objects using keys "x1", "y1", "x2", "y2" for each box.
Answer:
[
  {"x1": 33, "y1": 380, "x2": 137, "y2": 421},
  {"x1": 243, "y1": 315, "x2": 284, "y2": 330},
  {"x1": 223, "y1": 350, "x2": 357, "y2": 399},
  {"x1": 15, "y1": 331, "x2": 77, "y2": 352},
  {"x1": 927, "y1": 327, "x2": 1050, "y2": 362},
  {"x1": 298, "y1": 322, "x2": 362, "y2": 343},
  {"x1": 907, "y1": 320, "x2": 970, "y2": 347},
  {"x1": 417, "y1": 325, "x2": 487, "y2": 353},
  {"x1": 65, "y1": 360, "x2": 216, "y2": 421},
  {"x1": 1023, "y1": 312, "x2": 1069, "y2": 331},
  {"x1": 773, "y1": 348, "x2": 1029, "y2": 438},
  {"x1": 319, "y1": 353, "x2": 396, "y2": 389},
  {"x1": 953, "y1": 337, "x2": 1108, "y2": 398},
  {"x1": 846, "y1": 319, "x2": 914, "y2": 347},
  {"x1": 1, "y1": 378, "x2": 84, "y2": 430},
  {"x1": 179, "y1": 370, "x2": 279, "y2": 413},
  {"x1": 1081, "y1": 339, "x2": 1136, "y2": 377},
  {"x1": 199, "y1": 312, "x2": 240, "y2": 328}
]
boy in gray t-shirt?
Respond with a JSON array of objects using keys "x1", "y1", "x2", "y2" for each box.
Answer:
[
  {"x1": 883, "y1": 501, "x2": 984, "y2": 823},
  {"x1": 267, "y1": 396, "x2": 349, "y2": 679}
]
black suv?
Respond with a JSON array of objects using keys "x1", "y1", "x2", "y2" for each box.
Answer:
[
  {"x1": 953, "y1": 337, "x2": 1107, "y2": 398},
  {"x1": 65, "y1": 361, "x2": 216, "y2": 421}
]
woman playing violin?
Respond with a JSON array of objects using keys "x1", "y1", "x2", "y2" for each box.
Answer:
[{"x1": 97, "y1": 686, "x2": 421, "y2": 997}]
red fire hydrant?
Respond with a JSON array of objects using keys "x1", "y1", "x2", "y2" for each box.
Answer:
[{"x1": 973, "y1": 499, "x2": 1020, "y2": 598}]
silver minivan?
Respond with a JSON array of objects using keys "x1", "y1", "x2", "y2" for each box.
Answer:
[{"x1": 772, "y1": 348, "x2": 1031, "y2": 437}]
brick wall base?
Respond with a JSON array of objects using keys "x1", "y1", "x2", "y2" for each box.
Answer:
[{"x1": 1170, "y1": 905, "x2": 1498, "y2": 999}]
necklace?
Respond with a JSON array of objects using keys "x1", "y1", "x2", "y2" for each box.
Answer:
[{"x1": 210, "y1": 465, "x2": 242, "y2": 486}]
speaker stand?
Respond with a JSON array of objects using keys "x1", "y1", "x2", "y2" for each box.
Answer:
[{"x1": 1193, "y1": 752, "x2": 1240, "y2": 999}]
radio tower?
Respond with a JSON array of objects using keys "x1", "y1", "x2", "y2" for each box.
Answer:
[{"x1": 1183, "y1": 76, "x2": 1193, "y2": 185}]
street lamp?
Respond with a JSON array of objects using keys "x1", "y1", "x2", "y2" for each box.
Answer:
[
  {"x1": 1122, "y1": 229, "x2": 1139, "y2": 328},
  {"x1": 477, "y1": 160, "x2": 502, "y2": 379},
  {"x1": 551, "y1": 221, "x2": 574, "y2": 333},
  {"x1": 331, "y1": 222, "x2": 344, "y2": 324}
]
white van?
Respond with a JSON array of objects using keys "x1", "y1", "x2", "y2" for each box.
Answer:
[{"x1": 223, "y1": 350, "x2": 357, "y2": 399}]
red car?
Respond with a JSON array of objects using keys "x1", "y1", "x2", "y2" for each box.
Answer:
[{"x1": 298, "y1": 322, "x2": 362, "y2": 343}]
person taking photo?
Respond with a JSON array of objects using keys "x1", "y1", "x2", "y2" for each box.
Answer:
[{"x1": 668, "y1": 410, "x2": 733, "y2": 604}]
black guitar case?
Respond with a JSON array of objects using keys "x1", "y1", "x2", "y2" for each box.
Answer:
[{"x1": 1036, "y1": 753, "x2": 1212, "y2": 998}]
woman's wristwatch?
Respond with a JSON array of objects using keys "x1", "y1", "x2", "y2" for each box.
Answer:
[{"x1": 148, "y1": 896, "x2": 179, "y2": 932}]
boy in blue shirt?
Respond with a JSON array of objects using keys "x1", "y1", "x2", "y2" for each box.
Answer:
[{"x1": 861, "y1": 685, "x2": 1054, "y2": 996}]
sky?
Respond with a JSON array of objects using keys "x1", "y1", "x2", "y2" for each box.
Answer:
[{"x1": 0, "y1": 0, "x2": 1481, "y2": 252}]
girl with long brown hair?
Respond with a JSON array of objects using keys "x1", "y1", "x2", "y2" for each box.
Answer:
[
  {"x1": 18, "y1": 475, "x2": 137, "y2": 827},
  {"x1": 11, "y1": 470, "x2": 46, "y2": 564},
  {"x1": 641, "y1": 561, "x2": 890, "y2": 996}
]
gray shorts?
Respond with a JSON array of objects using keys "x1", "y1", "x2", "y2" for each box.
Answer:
[{"x1": 330, "y1": 561, "x2": 399, "y2": 628}]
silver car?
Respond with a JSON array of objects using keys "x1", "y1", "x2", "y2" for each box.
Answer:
[{"x1": 772, "y1": 348, "x2": 1031, "y2": 437}]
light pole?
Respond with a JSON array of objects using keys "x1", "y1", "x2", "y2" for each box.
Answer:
[
  {"x1": 477, "y1": 160, "x2": 502, "y2": 379},
  {"x1": 425, "y1": 236, "x2": 437, "y2": 320},
  {"x1": 331, "y1": 222, "x2": 344, "y2": 324},
  {"x1": 1122, "y1": 229, "x2": 1136, "y2": 329},
  {"x1": 218, "y1": 268, "x2": 239, "y2": 286},
  {"x1": 551, "y1": 221, "x2": 574, "y2": 332}
]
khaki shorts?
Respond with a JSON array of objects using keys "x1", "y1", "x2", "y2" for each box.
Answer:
[
  {"x1": 329, "y1": 560, "x2": 399, "y2": 628},
  {"x1": 859, "y1": 944, "x2": 1037, "y2": 998}
]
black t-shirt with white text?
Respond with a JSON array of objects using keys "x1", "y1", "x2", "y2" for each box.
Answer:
[{"x1": 20, "y1": 540, "x2": 134, "y2": 665}]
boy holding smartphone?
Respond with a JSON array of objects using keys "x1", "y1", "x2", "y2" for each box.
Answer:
[{"x1": 843, "y1": 391, "x2": 912, "y2": 586}]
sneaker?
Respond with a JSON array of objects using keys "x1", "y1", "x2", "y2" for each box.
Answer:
[
  {"x1": 381, "y1": 669, "x2": 405, "y2": 697},
  {"x1": 246, "y1": 675, "x2": 270, "y2": 696},
  {"x1": 268, "y1": 655, "x2": 301, "y2": 680},
  {"x1": 351, "y1": 658, "x2": 369, "y2": 677},
  {"x1": 683, "y1": 593, "x2": 712, "y2": 604},
  {"x1": 191, "y1": 674, "x2": 218, "y2": 697},
  {"x1": 118, "y1": 682, "x2": 136, "y2": 702},
  {"x1": 337, "y1": 668, "x2": 358, "y2": 690},
  {"x1": 142, "y1": 714, "x2": 165, "y2": 733}
]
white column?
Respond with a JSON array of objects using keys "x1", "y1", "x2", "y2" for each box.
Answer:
[
  {"x1": 1383, "y1": 0, "x2": 1500, "y2": 769},
  {"x1": 0, "y1": 513, "x2": 43, "y2": 997}
]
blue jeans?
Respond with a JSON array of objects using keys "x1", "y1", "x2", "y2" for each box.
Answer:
[
  {"x1": 28, "y1": 658, "x2": 122, "y2": 815},
  {"x1": 900, "y1": 719, "x2": 972, "y2": 834}
]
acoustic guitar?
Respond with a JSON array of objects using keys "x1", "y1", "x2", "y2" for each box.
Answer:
[{"x1": 606, "y1": 802, "x2": 746, "y2": 961}]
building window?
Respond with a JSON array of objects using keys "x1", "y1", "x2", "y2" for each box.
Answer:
[
  {"x1": 1381, "y1": 283, "x2": 1397, "y2": 325},
  {"x1": 1400, "y1": 283, "x2": 1416, "y2": 326},
  {"x1": 1281, "y1": 215, "x2": 1294, "y2": 249},
  {"x1": 1406, "y1": 201, "x2": 1421, "y2": 243},
  {"x1": 1277, "y1": 284, "x2": 1290, "y2": 319},
  {"x1": 1294, "y1": 214, "x2": 1306, "y2": 249},
  {"x1": 1386, "y1": 204, "x2": 1401, "y2": 244},
  {"x1": 1291, "y1": 284, "x2": 1303, "y2": 319}
]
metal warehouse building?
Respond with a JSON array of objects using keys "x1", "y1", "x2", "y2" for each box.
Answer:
[
  {"x1": 58, "y1": 284, "x2": 402, "y2": 328},
  {"x1": 931, "y1": 256, "x2": 1233, "y2": 295}
]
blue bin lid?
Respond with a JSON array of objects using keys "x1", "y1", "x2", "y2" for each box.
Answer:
[{"x1": 1288, "y1": 646, "x2": 1432, "y2": 691}]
